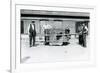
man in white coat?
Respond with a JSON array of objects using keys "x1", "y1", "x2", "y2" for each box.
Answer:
[{"x1": 42, "y1": 23, "x2": 52, "y2": 45}]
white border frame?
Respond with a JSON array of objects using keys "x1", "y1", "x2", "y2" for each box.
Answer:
[{"x1": 11, "y1": 1, "x2": 96, "y2": 73}]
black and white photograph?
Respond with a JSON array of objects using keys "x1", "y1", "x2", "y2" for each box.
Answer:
[
  {"x1": 20, "y1": 9, "x2": 90, "y2": 63},
  {"x1": 9, "y1": 0, "x2": 97, "y2": 72},
  {"x1": 0, "y1": 0, "x2": 99, "y2": 72}
]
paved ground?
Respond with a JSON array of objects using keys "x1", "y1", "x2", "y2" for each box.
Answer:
[{"x1": 21, "y1": 36, "x2": 90, "y2": 63}]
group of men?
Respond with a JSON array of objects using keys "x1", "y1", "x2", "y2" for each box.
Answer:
[
  {"x1": 27, "y1": 21, "x2": 52, "y2": 47},
  {"x1": 28, "y1": 21, "x2": 88, "y2": 47}
]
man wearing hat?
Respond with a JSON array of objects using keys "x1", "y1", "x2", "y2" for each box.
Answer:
[{"x1": 28, "y1": 21, "x2": 36, "y2": 47}]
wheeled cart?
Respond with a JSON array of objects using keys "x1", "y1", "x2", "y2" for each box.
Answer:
[{"x1": 44, "y1": 29, "x2": 71, "y2": 46}]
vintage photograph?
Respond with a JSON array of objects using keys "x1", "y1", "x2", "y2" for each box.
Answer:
[{"x1": 20, "y1": 9, "x2": 90, "y2": 63}]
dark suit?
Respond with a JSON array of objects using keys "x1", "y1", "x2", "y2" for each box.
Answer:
[
  {"x1": 79, "y1": 30, "x2": 83, "y2": 45},
  {"x1": 29, "y1": 24, "x2": 36, "y2": 47},
  {"x1": 44, "y1": 29, "x2": 50, "y2": 45},
  {"x1": 82, "y1": 26, "x2": 87, "y2": 47}
]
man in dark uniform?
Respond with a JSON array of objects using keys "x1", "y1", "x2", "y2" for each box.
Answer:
[
  {"x1": 65, "y1": 28, "x2": 71, "y2": 39},
  {"x1": 82, "y1": 23, "x2": 88, "y2": 47},
  {"x1": 62, "y1": 28, "x2": 71, "y2": 45},
  {"x1": 79, "y1": 25, "x2": 83, "y2": 45},
  {"x1": 28, "y1": 21, "x2": 36, "y2": 47}
]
